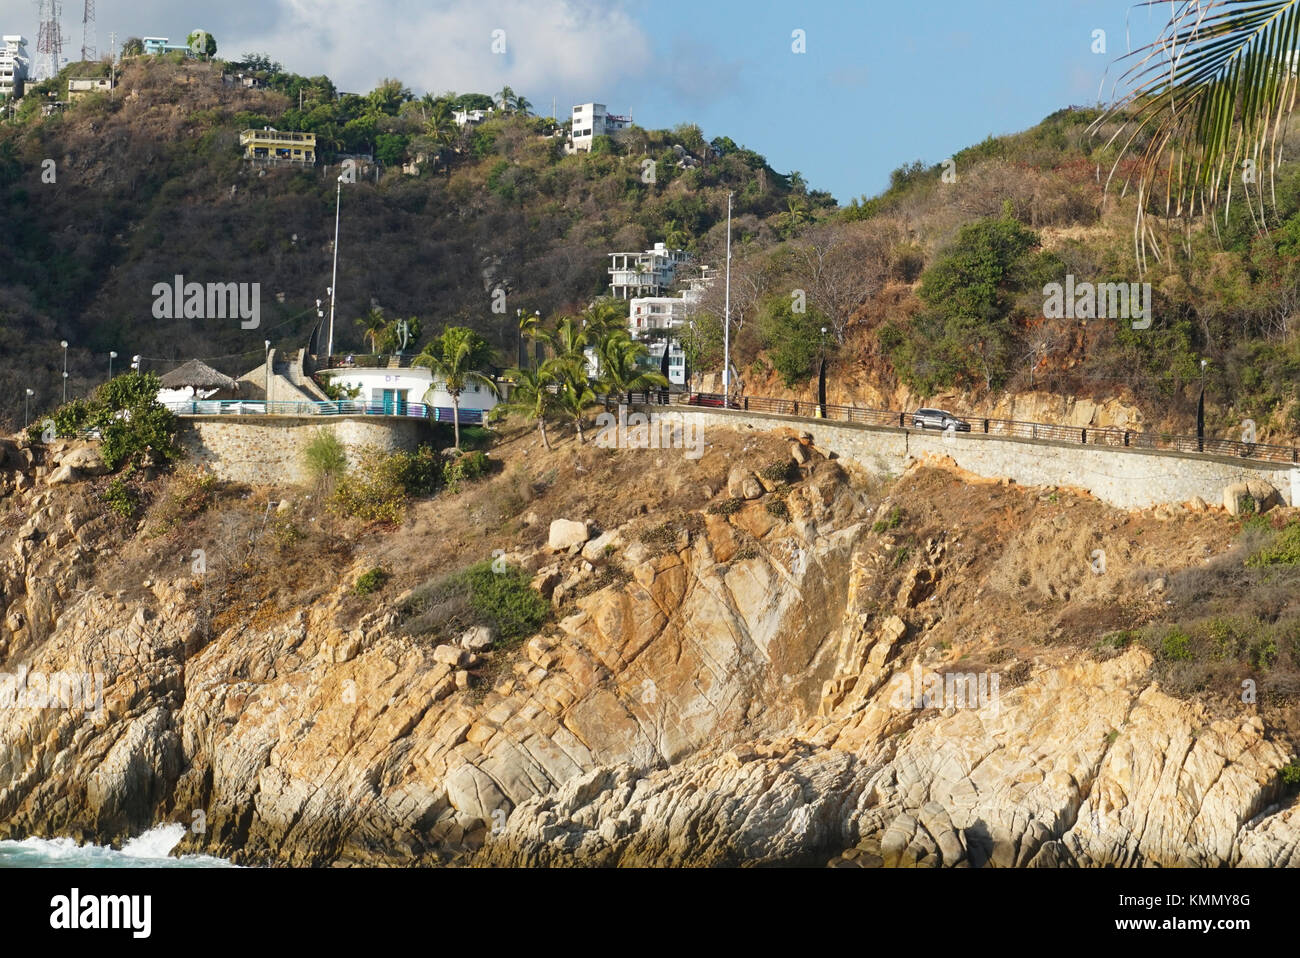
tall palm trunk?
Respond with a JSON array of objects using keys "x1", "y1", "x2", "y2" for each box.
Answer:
[
  {"x1": 451, "y1": 391, "x2": 461, "y2": 450},
  {"x1": 538, "y1": 417, "x2": 551, "y2": 451}
]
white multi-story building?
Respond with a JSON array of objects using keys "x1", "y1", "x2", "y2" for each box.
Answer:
[
  {"x1": 0, "y1": 35, "x2": 29, "y2": 100},
  {"x1": 570, "y1": 102, "x2": 631, "y2": 152},
  {"x1": 608, "y1": 242, "x2": 691, "y2": 299},
  {"x1": 626, "y1": 270, "x2": 711, "y2": 387}
]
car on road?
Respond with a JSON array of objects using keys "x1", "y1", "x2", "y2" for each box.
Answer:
[{"x1": 911, "y1": 407, "x2": 971, "y2": 432}]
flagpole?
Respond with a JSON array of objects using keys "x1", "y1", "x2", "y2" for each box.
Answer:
[{"x1": 723, "y1": 192, "x2": 732, "y2": 399}]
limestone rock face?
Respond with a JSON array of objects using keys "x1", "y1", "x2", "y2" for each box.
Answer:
[
  {"x1": 59, "y1": 445, "x2": 110, "y2": 476},
  {"x1": 2, "y1": 444, "x2": 1298, "y2": 870},
  {"x1": 1224, "y1": 480, "x2": 1280, "y2": 515}
]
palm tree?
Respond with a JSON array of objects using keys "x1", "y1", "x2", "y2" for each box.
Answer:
[
  {"x1": 550, "y1": 315, "x2": 589, "y2": 361},
  {"x1": 517, "y1": 309, "x2": 544, "y2": 367},
  {"x1": 514, "y1": 96, "x2": 533, "y2": 117},
  {"x1": 598, "y1": 332, "x2": 669, "y2": 396},
  {"x1": 355, "y1": 307, "x2": 387, "y2": 354},
  {"x1": 495, "y1": 86, "x2": 516, "y2": 113},
  {"x1": 1096, "y1": 0, "x2": 1300, "y2": 267},
  {"x1": 579, "y1": 298, "x2": 629, "y2": 341},
  {"x1": 664, "y1": 219, "x2": 691, "y2": 249},
  {"x1": 424, "y1": 100, "x2": 456, "y2": 147},
  {"x1": 414, "y1": 326, "x2": 499, "y2": 450},
  {"x1": 555, "y1": 362, "x2": 596, "y2": 443},
  {"x1": 500, "y1": 361, "x2": 562, "y2": 450}
]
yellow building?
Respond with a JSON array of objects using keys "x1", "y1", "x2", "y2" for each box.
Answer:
[{"x1": 239, "y1": 128, "x2": 316, "y2": 165}]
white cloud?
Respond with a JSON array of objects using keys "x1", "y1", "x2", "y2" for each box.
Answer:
[{"x1": 218, "y1": 0, "x2": 652, "y2": 99}]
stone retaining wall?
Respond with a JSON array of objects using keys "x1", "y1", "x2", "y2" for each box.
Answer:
[
  {"x1": 659, "y1": 406, "x2": 1300, "y2": 510},
  {"x1": 179, "y1": 416, "x2": 427, "y2": 485}
]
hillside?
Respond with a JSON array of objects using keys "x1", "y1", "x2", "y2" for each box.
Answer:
[{"x1": 5, "y1": 54, "x2": 1300, "y2": 445}]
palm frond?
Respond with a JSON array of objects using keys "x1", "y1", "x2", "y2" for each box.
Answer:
[{"x1": 1094, "y1": 0, "x2": 1300, "y2": 265}]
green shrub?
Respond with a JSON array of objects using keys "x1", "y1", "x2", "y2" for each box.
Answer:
[
  {"x1": 303, "y1": 429, "x2": 348, "y2": 484},
  {"x1": 329, "y1": 448, "x2": 408, "y2": 524},
  {"x1": 92, "y1": 372, "x2": 181, "y2": 469},
  {"x1": 760, "y1": 460, "x2": 798, "y2": 483},
  {"x1": 354, "y1": 567, "x2": 390, "y2": 596},
  {"x1": 764, "y1": 497, "x2": 790, "y2": 519},
  {"x1": 1281, "y1": 762, "x2": 1300, "y2": 789},
  {"x1": 459, "y1": 560, "x2": 549, "y2": 642},
  {"x1": 101, "y1": 476, "x2": 138, "y2": 519},
  {"x1": 707, "y1": 497, "x2": 743, "y2": 516},
  {"x1": 872, "y1": 506, "x2": 904, "y2": 533},
  {"x1": 1160, "y1": 627, "x2": 1194, "y2": 661},
  {"x1": 441, "y1": 450, "x2": 489, "y2": 494},
  {"x1": 1246, "y1": 521, "x2": 1300, "y2": 567},
  {"x1": 151, "y1": 467, "x2": 218, "y2": 534}
]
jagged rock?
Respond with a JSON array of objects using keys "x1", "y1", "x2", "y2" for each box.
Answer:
[
  {"x1": 530, "y1": 566, "x2": 561, "y2": 599},
  {"x1": 790, "y1": 442, "x2": 810, "y2": 464},
  {"x1": 581, "y1": 529, "x2": 622, "y2": 562},
  {"x1": 548, "y1": 519, "x2": 590, "y2": 552}
]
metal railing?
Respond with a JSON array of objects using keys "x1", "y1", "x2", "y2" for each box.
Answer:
[
  {"x1": 602, "y1": 391, "x2": 1300, "y2": 466},
  {"x1": 165, "y1": 399, "x2": 485, "y2": 424}
]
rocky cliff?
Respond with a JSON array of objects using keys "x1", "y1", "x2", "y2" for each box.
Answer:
[{"x1": 0, "y1": 425, "x2": 1297, "y2": 867}]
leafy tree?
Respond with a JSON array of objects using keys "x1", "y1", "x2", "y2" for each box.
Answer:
[
  {"x1": 375, "y1": 132, "x2": 409, "y2": 166},
  {"x1": 368, "y1": 78, "x2": 413, "y2": 116},
  {"x1": 186, "y1": 30, "x2": 218, "y2": 58},
  {"x1": 758, "y1": 297, "x2": 828, "y2": 388},
  {"x1": 414, "y1": 326, "x2": 499, "y2": 449},
  {"x1": 121, "y1": 37, "x2": 144, "y2": 57},
  {"x1": 451, "y1": 92, "x2": 493, "y2": 112}
]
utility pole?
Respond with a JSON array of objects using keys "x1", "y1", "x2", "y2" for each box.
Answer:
[
  {"x1": 723, "y1": 191, "x2": 732, "y2": 400},
  {"x1": 327, "y1": 175, "x2": 343, "y2": 358}
]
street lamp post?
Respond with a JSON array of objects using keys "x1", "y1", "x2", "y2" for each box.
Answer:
[
  {"x1": 265, "y1": 340, "x2": 272, "y2": 408},
  {"x1": 60, "y1": 340, "x2": 68, "y2": 403},
  {"x1": 1198, "y1": 358, "x2": 1208, "y2": 452},
  {"x1": 327, "y1": 175, "x2": 344, "y2": 360},
  {"x1": 23, "y1": 388, "x2": 34, "y2": 428},
  {"x1": 131, "y1": 355, "x2": 141, "y2": 372},
  {"x1": 108, "y1": 351, "x2": 118, "y2": 380}
]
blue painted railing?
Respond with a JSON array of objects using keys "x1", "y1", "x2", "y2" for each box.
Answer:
[{"x1": 165, "y1": 400, "x2": 485, "y2": 424}]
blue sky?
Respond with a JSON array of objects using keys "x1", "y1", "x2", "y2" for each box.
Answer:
[{"x1": 1, "y1": 0, "x2": 1171, "y2": 201}]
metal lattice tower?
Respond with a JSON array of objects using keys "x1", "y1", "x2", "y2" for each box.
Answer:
[
  {"x1": 80, "y1": 0, "x2": 95, "y2": 62},
  {"x1": 36, "y1": 0, "x2": 64, "y2": 80}
]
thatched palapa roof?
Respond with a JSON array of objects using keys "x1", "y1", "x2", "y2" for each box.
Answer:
[{"x1": 159, "y1": 359, "x2": 239, "y2": 391}]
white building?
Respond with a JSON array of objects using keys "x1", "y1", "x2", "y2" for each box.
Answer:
[
  {"x1": 570, "y1": 102, "x2": 631, "y2": 152},
  {"x1": 0, "y1": 35, "x2": 29, "y2": 100},
  {"x1": 316, "y1": 365, "x2": 501, "y2": 420},
  {"x1": 609, "y1": 242, "x2": 691, "y2": 299},
  {"x1": 453, "y1": 107, "x2": 494, "y2": 126},
  {"x1": 67, "y1": 76, "x2": 112, "y2": 101}
]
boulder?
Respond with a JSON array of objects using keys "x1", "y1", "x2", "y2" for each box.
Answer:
[
  {"x1": 726, "y1": 465, "x2": 755, "y2": 498},
  {"x1": 790, "y1": 442, "x2": 810, "y2": 465},
  {"x1": 548, "y1": 518, "x2": 590, "y2": 552},
  {"x1": 1224, "y1": 480, "x2": 1280, "y2": 516},
  {"x1": 459, "y1": 625, "x2": 495, "y2": 653},
  {"x1": 581, "y1": 529, "x2": 622, "y2": 562},
  {"x1": 45, "y1": 465, "x2": 78, "y2": 486},
  {"x1": 433, "y1": 644, "x2": 468, "y2": 667},
  {"x1": 59, "y1": 445, "x2": 110, "y2": 476}
]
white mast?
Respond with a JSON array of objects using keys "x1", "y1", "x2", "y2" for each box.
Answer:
[{"x1": 723, "y1": 191, "x2": 732, "y2": 397}]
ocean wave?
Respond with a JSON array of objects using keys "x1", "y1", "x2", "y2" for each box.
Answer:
[{"x1": 0, "y1": 823, "x2": 237, "y2": 868}]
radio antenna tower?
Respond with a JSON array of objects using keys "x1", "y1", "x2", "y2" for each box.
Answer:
[
  {"x1": 36, "y1": 0, "x2": 65, "y2": 80},
  {"x1": 80, "y1": 0, "x2": 95, "y2": 62}
]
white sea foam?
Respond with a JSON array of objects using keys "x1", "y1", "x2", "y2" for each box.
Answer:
[{"x1": 0, "y1": 823, "x2": 236, "y2": 868}]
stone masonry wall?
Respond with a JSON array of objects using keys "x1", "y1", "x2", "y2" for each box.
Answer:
[
  {"x1": 179, "y1": 416, "x2": 426, "y2": 485},
  {"x1": 657, "y1": 406, "x2": 1300, "y2": 510}
]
